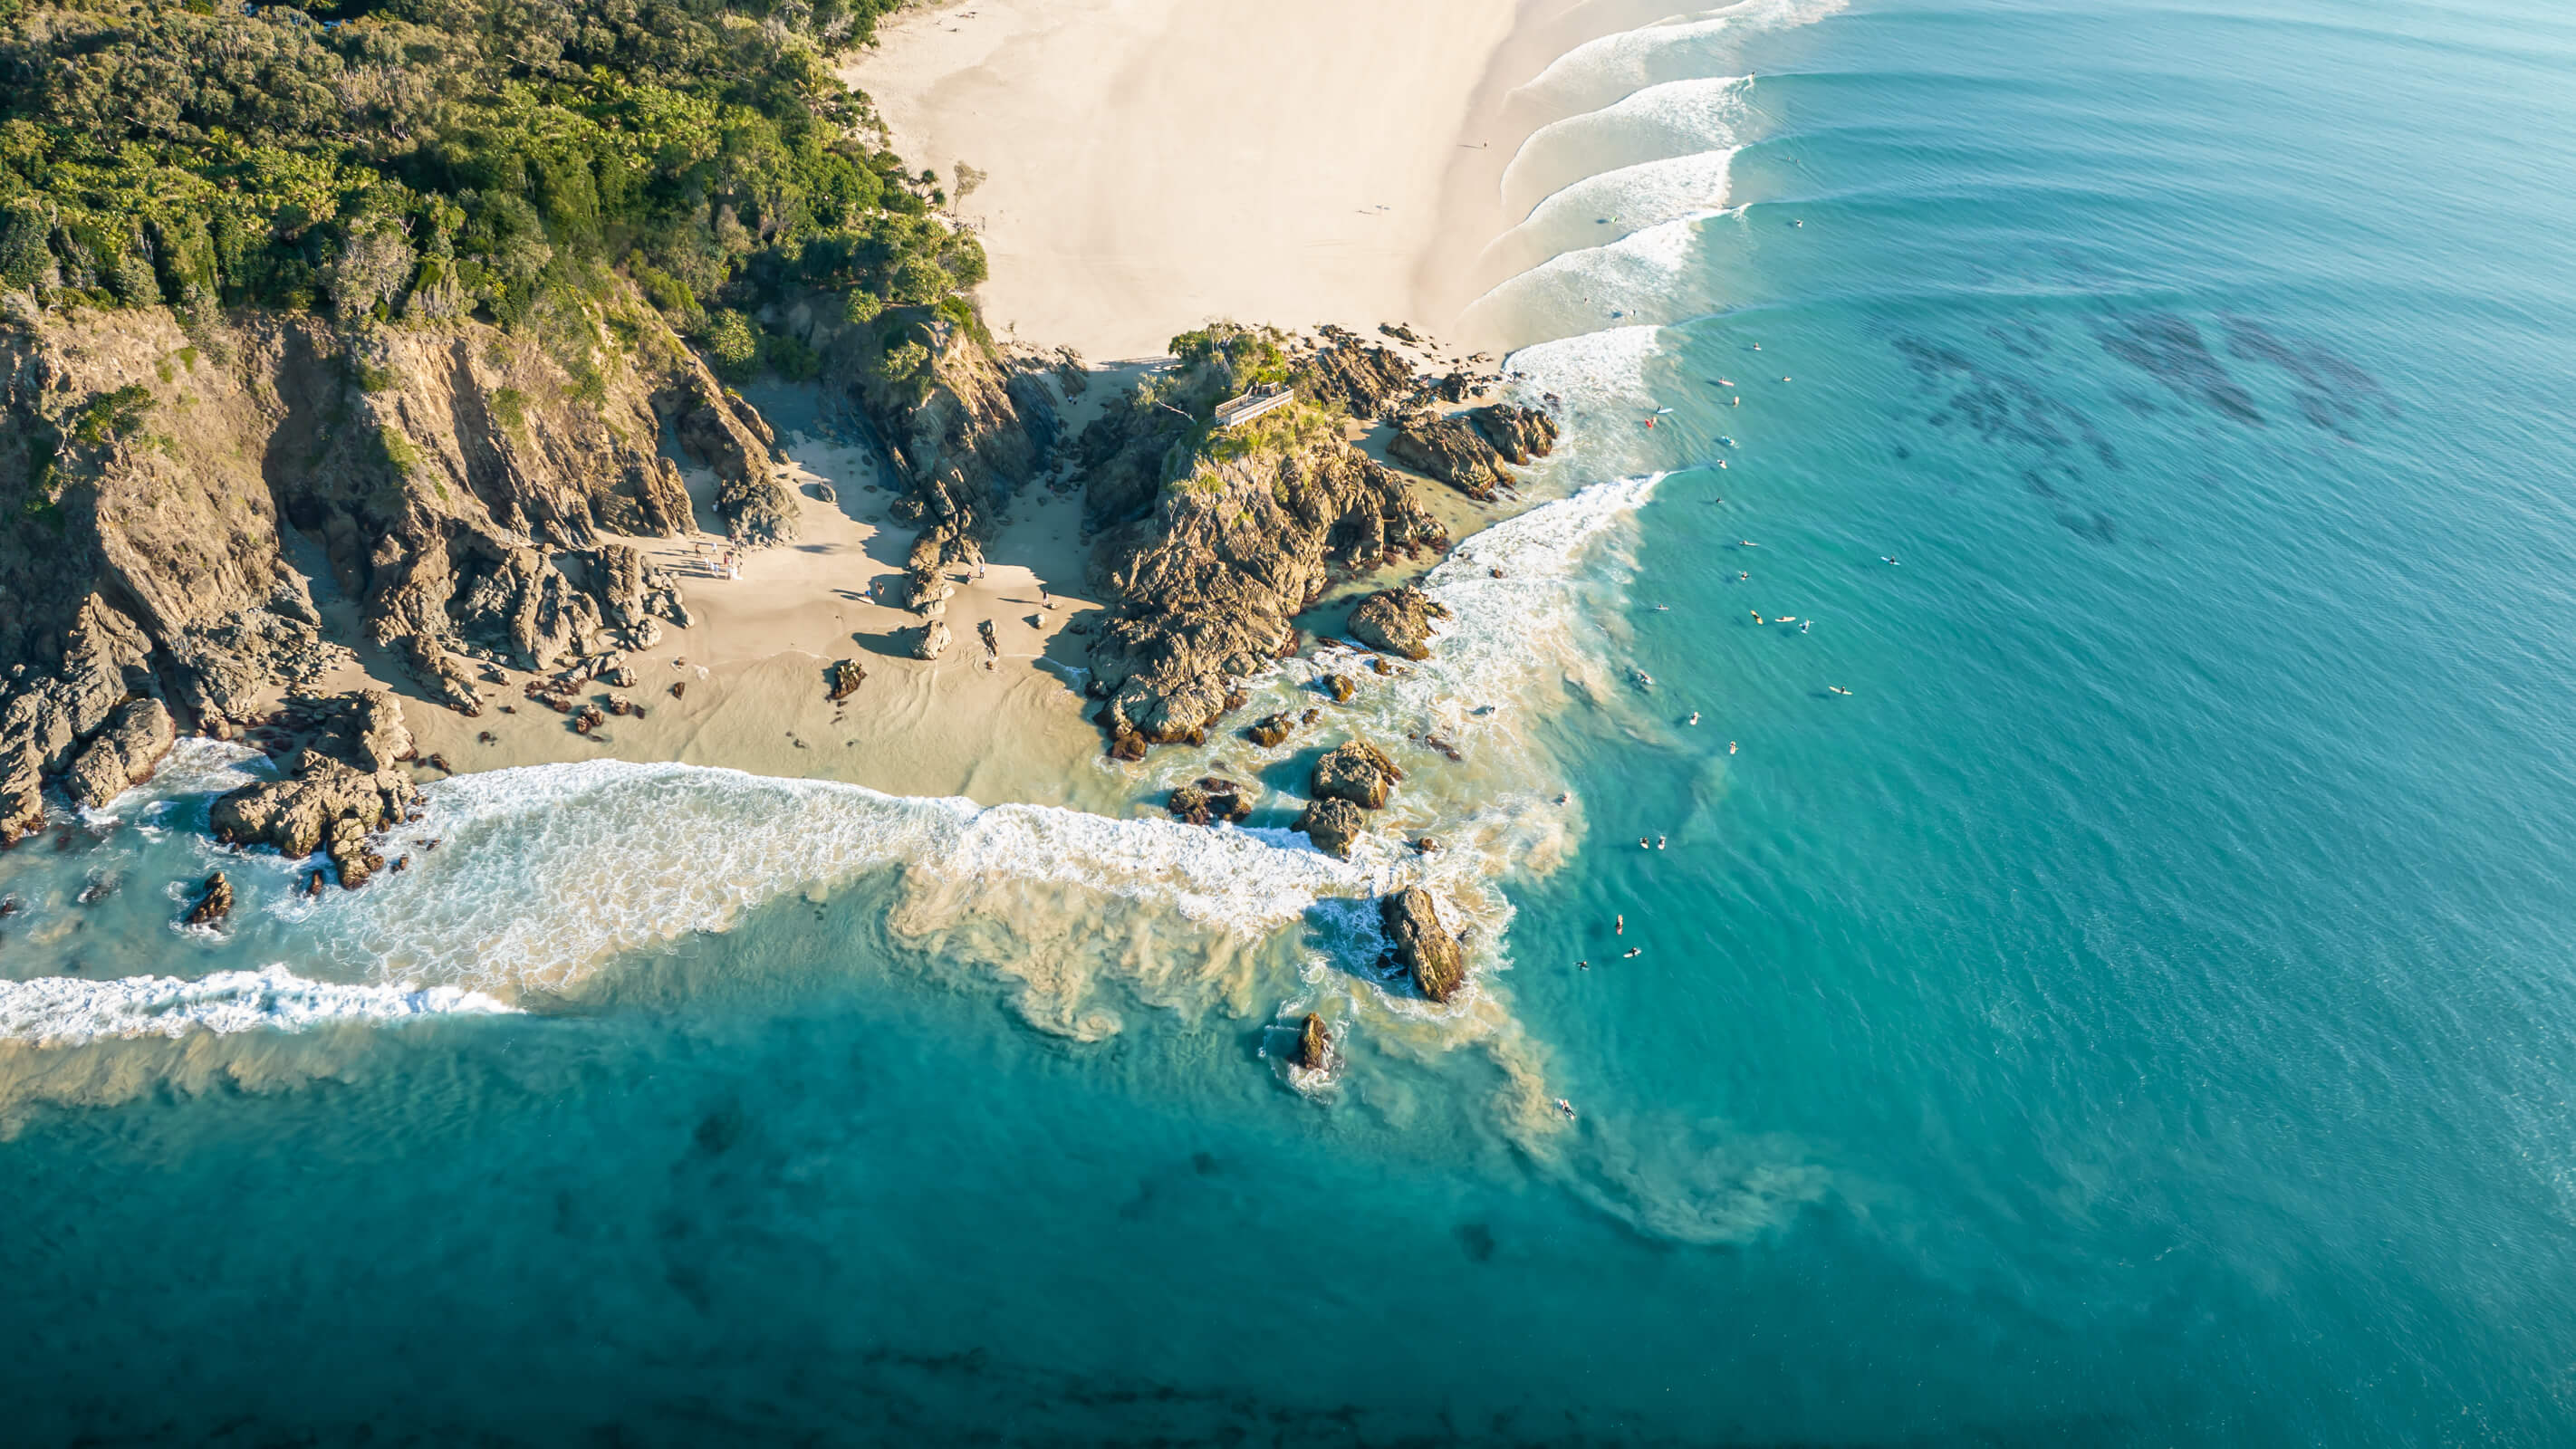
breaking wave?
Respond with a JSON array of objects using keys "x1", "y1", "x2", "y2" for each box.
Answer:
[
  {"x1": 0, "y1": 964, "x2": 516, "y2": 1048},
  {"x1": 1504, "y1": 76, "x2": 1756, "y2": 219},
  {"x1": 1510, "y1": 0, "x2": 1844, "y2": 123}
]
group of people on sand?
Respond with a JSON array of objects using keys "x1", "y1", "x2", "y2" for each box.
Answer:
[{"x1": 691, "y1": 542, "x2": 743, "y2": 581}]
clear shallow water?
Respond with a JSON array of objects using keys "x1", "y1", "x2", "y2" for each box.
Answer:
[{"x1": 9, "y1": 0, "x2": 2576, "y2": 1442}]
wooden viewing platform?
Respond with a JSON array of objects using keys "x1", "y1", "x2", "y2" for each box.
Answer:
[{"x1": 1212, "y1": 389, "x2": 1295, "y2": 429}]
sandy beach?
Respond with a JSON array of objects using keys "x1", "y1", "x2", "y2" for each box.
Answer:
[
  {"x1": 307, "y1": 396, "x2": 1119, "y2": 807},
  {"x1": 843, "y1": 0, "x2": 1535, "y2": 358}
]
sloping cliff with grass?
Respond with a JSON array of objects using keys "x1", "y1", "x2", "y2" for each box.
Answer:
[{"x1": 0, "y1": 0, "x2": 1056, "y2": 841}]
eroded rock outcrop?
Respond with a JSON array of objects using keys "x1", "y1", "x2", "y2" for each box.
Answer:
[
  {"x1": 1470, "y1": 402, "x2": 1560, "y2": 465},
  {"x1": 207, "y1": 689, "x2": 418, "y2": 889},
  {"x1": 1086, "y1": 427, "x2": 1446, "y2": 753},
  {"x1": 0, "y1": 596, "x2": 155, "y2": 844},
  {"x1": 668, "y1": 365, "x2": 795, "y2": 545},
  {"x1": 1381, "y1": 887, "x2": 1465, "y2": 1003},
  {"x1": 1312, "y1": 739, "x2": 1403, "y2": 811},
  {"x1": 0, "y1": 287, "x2": 727, "y2": 772},
  {"x1": 1296, "y1": 338, "x2": 1418, "y2": 418},
  {"x1": 1388, "y1": 411, "x2": 1509, "y2": 501},
  {"x1": 62, "y1": 697, "x2": 175, "y2": 808},
  {"x1": 1348, "y1": 587, "x2": 1449, "y2": 662}
]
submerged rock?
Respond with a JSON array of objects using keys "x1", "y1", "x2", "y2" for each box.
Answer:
[
  {"x1": 1293, "y1": 796, "x2": 1366, "y2": 859},
  {"x1": 1348, "y1": 586, "x2": 1449, "y2": 662},
  {"x1": 1312, "y1": 739, "x2": 1402, "y2": 811},
  {"x1": 1381, "y1": 887, "x2": 1465, "y2": 1003},
  {"x1": 1167, "y1": 776, "x2": 1253, "y2": 827}
]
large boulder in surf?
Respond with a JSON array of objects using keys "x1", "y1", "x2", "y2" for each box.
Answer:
[
  {"x1": 1381, "y1": 887, "x2": 1465, "y2": 1003},
  {"x1": 1468, "y1": 402, "x2": 1559, "y2": 465},
  {"x1": 1293, "y1": 1012, "x2": 1330, "y2": 1070},
  {"x1": 1312, "y1": 739, "x2": 1402, "y2": 811},
  {"x1": 207, "y1": 689, "x2": 419, "y2": 890},
  {"x1": 183, "y1": 870, "x2": 234, "y2": 928},
  {"x1": 1348, "y1": 586, "x2": 1448, "y2": 662},
  {"x1": 1245, "y1": 712, "x2": 1300, "y2": 748},
  {"x1": 1293, "y1": 796, "x2": 1367, "y2": 859},
  {"x1": 1388, "y1": 411, "x2": 1508, "y2": 501},
  {"x1": 210, "y1": 755, "x2": 417, "y2": 889}
]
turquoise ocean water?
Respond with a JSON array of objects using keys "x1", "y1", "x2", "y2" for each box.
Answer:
[{"x1": 8, "y1": 0, "x2": 2576, "y2": 1442}]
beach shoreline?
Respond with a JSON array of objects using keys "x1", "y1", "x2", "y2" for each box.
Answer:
[
  {"x1": 841, "y1": 0, "x2": 1559, "y2": 360},
  {"x1": 305, "y1": 0, "x2": 1627, "y2": 812}
]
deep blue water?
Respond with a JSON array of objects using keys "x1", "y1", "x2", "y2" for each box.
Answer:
[{"x1": 7, "y1": 0, "x2": 2576, "y2": 1443}]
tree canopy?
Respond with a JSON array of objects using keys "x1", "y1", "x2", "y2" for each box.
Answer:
[{"x1": 0, "y1": 0, "x2": 982, "y2": 341}]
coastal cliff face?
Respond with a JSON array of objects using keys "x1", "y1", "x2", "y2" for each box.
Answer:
[
  {"x1": 752, "y1": 293, "x2": 1054, "y2": 606},
  {"x1": 0, "y1": 291, "x2": 787, "y2": 840}
]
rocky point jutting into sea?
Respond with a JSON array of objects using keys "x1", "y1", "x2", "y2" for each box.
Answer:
[{"x1": 0, "y1": 266, "x2": 1554, "y2": 1003}]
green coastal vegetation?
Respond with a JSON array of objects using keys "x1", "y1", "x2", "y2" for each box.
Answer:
[{"x1": 0, "y1": 0, "x2": 983, "y2": 379}]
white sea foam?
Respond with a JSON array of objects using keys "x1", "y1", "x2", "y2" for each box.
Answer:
[
  {"x1": 0, "y1": 964, "x2": 517, "y2": 1048},
  {"x1": 1503, "y1": 77, "x2": 1755, "y2": 219},
  {"x1": 1519, "y1": 149, "x2": 1740, "y2": 253},
  {"x1": 297, "y1": 763, "x2": 1384, "y2": 995},
  {"x1": 72, "y1": 737, "x2": 271, "y2": 833},
  {"x1": 1512, "y1": 0, "x2": 1847, "y2": 124},
  {"x1": 1466, "y1": 210, "x2": 1732, "y2": 347}
]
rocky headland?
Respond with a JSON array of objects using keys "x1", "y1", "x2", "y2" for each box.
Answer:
[{"x1": 0, "y1": 283, "x2": 1547, "y2": 1008}]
